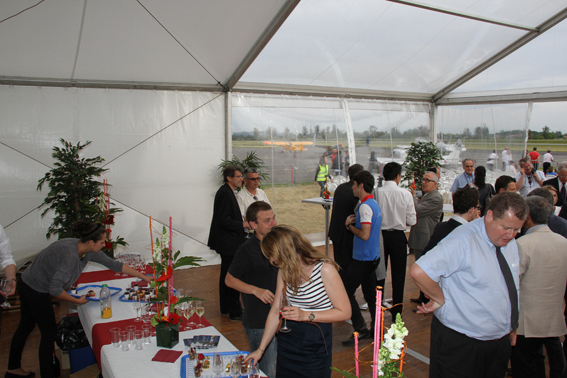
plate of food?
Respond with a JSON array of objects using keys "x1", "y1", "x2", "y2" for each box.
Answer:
[{"x1": 68, "y1": 284, "x2": 122, "y2": 301}]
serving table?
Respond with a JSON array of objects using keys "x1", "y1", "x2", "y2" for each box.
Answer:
[{"x1": 75, "y1": 262, "x2": 240, "y2": 378}]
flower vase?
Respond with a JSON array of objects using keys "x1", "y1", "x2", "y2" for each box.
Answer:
[{"x1": 155, "y1": 322, "x2": 179, "y2": 349}]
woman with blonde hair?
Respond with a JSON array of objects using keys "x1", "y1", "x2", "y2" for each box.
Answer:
[{"x1": 245, "y1": 225, "x2": 350, "y2": 377}]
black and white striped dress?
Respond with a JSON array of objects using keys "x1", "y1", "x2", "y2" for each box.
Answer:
[{"x1": 278, "y1": 262, "x2": 333, "y2": 378}]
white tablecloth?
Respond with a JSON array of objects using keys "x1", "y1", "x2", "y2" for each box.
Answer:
[{"x1": 76, "y1": 262, "x2": 240, "y2": 378}]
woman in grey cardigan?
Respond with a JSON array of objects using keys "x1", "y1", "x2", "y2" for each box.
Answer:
[{"x1": 5, "y1": 221, "x2": 152, "y2": 378}]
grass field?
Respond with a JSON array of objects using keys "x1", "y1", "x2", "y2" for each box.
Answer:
[{"x1": 262, "y1": 182, "x2": 327, "y2": 235}]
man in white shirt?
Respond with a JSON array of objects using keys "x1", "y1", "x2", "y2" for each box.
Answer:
[
  {"x1": 236, "y1": 168, "x2": 271, "y2": 218},
  {"x1": 378, "y1": 162, "x2": 416, "y2": 320},
  {"x1": 543, "y1": 149, "x2": 554, "y2": 174},
  {"x1": 515, "y1": 157, "x2": 545, "y2": 197},
  {"x1": 0, "y1": 224, "x2": 17, "y2": 328},
  {"x1": 502, "y1": 147, "x2": 512, "y2": 171}
]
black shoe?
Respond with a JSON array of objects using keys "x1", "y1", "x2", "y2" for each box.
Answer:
[
  {"x1": 341, "y1": 328, "x2": 372, "y2": 346},
  {"x1": 5, "y1": 372, "x2": 36, "y2": 378},
  {"x1": 229, "y1": 315, "x2": 242, "y2": 322}
]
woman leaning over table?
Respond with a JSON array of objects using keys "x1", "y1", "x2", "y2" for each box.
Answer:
[
  {"x1": 6, "y1": 221, "x2": 153, "y2": 378},
  {"x1": 245, "y1": 225, "x2": 351, "y2": 378}
]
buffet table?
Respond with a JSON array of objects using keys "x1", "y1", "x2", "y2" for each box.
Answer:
[{"x1": 76, "y1": 262, "x2": 240, "y2": 378}]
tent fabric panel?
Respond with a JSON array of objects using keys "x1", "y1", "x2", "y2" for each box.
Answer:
[
  {"x1": 242, "y1": 0, "x2": 525, "y2": 94},
  {"x1": 409, "y1": 0, "x2": 567, "y2": 28},
  {"x1": 0, "y1": 86, "x2": 224, "y2": 268},
  {"x1": 453, "y1": 18, "x2": 567, "y2": 94}
]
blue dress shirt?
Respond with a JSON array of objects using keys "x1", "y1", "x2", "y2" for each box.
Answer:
[
  {"x1": 416, "y1": 217, "x2": 520, "y2": 340},
  {"x1": 450, "y1": 172, "x2": 475, "y2": 193}
]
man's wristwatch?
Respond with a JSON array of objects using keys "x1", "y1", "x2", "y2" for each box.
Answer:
[{"x1": 309, "y1": 311, "x2": 315, "y2": 322}]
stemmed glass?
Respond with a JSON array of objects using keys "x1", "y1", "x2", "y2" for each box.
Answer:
[
  {"x1": 195, "y1": 300, "x2": 205, "y2": 328},
  {"x1": 187, "y1": 301, "x2": 197, "y2": 328},
  {"x1": 279, "y1": 295, "x2": 291, "y2": 333},
  {"x1": 0, "y1": 279, "x2": 14, "y2": 308},
  {"x1": 114, "y1": 253, "x2": 123, "y2": 276},
  {"x1": 212, "y1": 353, "x2": 224, "y2": 378},
  {"x1": 179, "y1": 302, "x2": 189, "y2": 331},
  {"x1": 133, "y1": 297, "x2": 142, "y2": 322},
  {"x1": 229, "y1": 359, "x2": 241, "y2": 378}
]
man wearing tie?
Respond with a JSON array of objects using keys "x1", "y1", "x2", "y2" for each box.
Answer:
[
  {"x1": 411, "y1": 192, "x2": 529, "y2": 378},
  {"x1": 543, "y1": 162, "x2": 567, "y2": 207}
]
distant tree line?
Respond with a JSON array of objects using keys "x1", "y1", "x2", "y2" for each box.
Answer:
[{"x1": 233, "y1": 124, "x2": 565, "y2": 141}]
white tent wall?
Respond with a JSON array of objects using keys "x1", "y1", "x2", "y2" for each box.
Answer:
[{"x1": 0, "y1": 85, "x2": 225, "y2": 268}]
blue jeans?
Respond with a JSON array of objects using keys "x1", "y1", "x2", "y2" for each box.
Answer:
[{"x1": 244, "y1": 327, "x2": 277, "y2": 378}]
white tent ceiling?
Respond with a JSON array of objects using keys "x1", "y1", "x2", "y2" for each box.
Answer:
[{"x1": 2, "y1": 0, "x2": 567, "y2": 267}]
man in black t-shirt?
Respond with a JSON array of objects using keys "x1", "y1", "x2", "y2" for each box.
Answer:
[{"x1": 226, "y1": 201, "x2": 278, "y2": 378}]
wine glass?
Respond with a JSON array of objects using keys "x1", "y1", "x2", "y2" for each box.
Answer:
[
  {"x1": 229, "y1": 359, "x2": 241, "y2": 378},
  {"x1": 0, "y1": 279, "x2": 13, "y2": 308},
  {"x1": 179, "y1": 302, "x2": 189, "y2": 331},
  {"x1": 187, "y1": 301, "x2": 197, "y2": 328},
  {"x1": 133, "y1": 297, "x2": 142, "y2": 321},
  {"x1": 114, "y1": 253, "x2": 122, "y2": 276},
  {"x1": 279, "y1": 296, "x2": 291, "y2": 333},
  {"x1": 195, "y1": 300, "x2": 205, "y2": 328},
  {"x1": 212, "y1": 353, "x2": 224, "y2": 378}
]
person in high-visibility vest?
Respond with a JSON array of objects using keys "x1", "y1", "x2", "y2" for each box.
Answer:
[{"x1": 314, "y1": 156, "x2": 331, "y2": 197}]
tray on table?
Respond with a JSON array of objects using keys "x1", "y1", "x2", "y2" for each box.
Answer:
[
  {"x1": 67, "y1": 284, "x2": 121, "y2": 301},
  {"x1": 180, "y1": 351, "x2": 251, "y2": 378}
]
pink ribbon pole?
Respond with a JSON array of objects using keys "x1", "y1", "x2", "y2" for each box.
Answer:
[
  {"x1": 354, "y1": 332, "x2": 359, "y2": 377},
  {"x1": 373, "y1": 287, "x2": 383, "y2": 378}
]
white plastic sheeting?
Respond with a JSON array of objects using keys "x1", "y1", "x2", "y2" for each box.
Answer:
[
  {"x1": 0, "y1": 86, "x2": 225, "y2": 268},
  {"x1": 241, "y1": 0, "x2": 567, "y2": 94}
]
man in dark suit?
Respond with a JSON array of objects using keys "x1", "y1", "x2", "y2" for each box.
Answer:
[
  {"x1": 208, "y1": 165, "x2": 249, "y2": 321},
  {"x1": 411, "y1": 186, "x2": 480, "y2": 304},
  {"x1": 543, "y1": 162, "x2": 567, "y2": 207},
  {"x1": 329, "y1": 164, "x2": 364, "y2": 279}
]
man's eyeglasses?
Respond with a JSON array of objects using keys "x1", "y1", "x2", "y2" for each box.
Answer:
[
  {"x1": 246, "y1": 177, "x2": 260, "y2": 181},
  {"x1": 422, "y1": 178, "x2": 436, "y2": 184}
]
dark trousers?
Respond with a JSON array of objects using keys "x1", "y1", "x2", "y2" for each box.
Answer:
[
  {"x1": 544, "y1": 162, "x2": 551, "y2": 173},
  {"x1": 344, "y1": 259, "x2": 379, "y2": 332},
  {"x1": 8, "y1": 279, "x2": 57, "y2": 378},
  {"x1": 332, "y1": 242, "x2": 353, "y2": 282},
  {"x1": 430, "y1": 316, "x2": 511, "y2": 378},
  {"x1": 512, "y1": 335, "x2": 567, "y2": 378},
  {"x1": 219, "y1": 254, "x2": 242, "y2": 317},
  {"x1": 381, "y1": 230, "x2": 407, "y2": 318}
]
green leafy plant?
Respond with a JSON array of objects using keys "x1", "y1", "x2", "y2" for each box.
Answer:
[
  {"x1": 402, "y1": 141, "x2": 442, "y2": 191},
  {"x1": 37, "y1": 139, "x2": 126, "y2": 255},
  {"x1": 217, "y1": 151, "x2": 268, "y2": 187},
  {"x1": 148, "y1": 224, "x2": 204, "y2": 327}
]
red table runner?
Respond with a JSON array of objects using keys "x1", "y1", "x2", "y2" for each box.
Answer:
[
  {"x1": 91, "y1": 314, "x2": 212, "y2": 366},
  {"x1": 75, "y1": 265, "x2": 154, "y2": 285}
]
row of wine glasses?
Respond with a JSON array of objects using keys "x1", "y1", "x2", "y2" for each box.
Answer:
[
  {"x1": 175, "y1": 288, "x2": 205, "y2": 330},
  {"x1": 114, "y1": 253, "x2": 147, "y2": 276}
]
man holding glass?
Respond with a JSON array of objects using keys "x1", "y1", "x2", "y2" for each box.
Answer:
[{"x1": 225, "y1": 201, "x2": 278, "y2": 378}]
